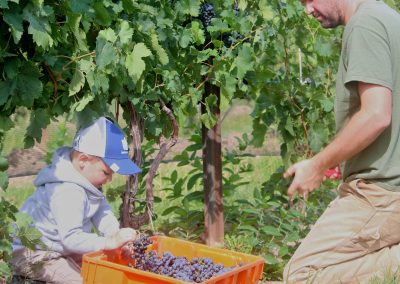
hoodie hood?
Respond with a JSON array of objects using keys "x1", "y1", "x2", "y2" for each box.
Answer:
[{"x1": 34, "y1": 146, "x2": 104, "y2": 200}]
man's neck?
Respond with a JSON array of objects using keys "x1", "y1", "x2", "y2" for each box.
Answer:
[{"x1": 344, "y1": 0, "x2": 369, "y2": 24}]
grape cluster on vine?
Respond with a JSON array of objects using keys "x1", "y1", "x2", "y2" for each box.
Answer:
[
  {"x1": 233, "y1": 1, "x2": 240, "y2": 16},
  {"x1": 199, "y1": 3, "x2": 216, "y2": 28},
  {"x1": 198, "y1": 2, "x2": 245, "y2": 48},
  {"x1": 123, "y1": 235, "x2": 237, "y2": 283}
]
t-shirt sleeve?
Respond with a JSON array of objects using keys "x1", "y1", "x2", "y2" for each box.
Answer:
[{"x1": 344, "y1": 25, "x2": 393, "y2": 90}]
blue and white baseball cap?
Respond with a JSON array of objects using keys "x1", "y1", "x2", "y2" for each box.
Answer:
[{"x1": 72, "y1": 117, "x2": 141, "y2": 175}]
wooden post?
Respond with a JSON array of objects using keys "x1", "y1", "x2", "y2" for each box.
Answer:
[{"x1": 201, "y1": 80, "x2": 224, "y2": 247}]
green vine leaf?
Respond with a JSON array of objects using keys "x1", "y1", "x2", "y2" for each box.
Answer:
[
  {"x1": 96, "y1": 40, "x2": 116, "y2": 70},
  {"x1": 221, "y1": 74, "x2": 237, "y2": 101},
  {"x1": 232, "y1": 43, "x2": 254, "y2": 80},
  {"x1": 25, "y1": 109, "x2": 50, "y2": 146},
  {"x1": 207, "y1": 18, "x2": 230, "y2": 33},
  {"x1": 67, "y1": 13, "x2": 88, "y2": 51},
  {"x1": 16, "y1": 62, "x2": 43, "y2": 107},
  {"x1": 73, "y1": 93, "x2": 95, "y2": 112},
  {"x1": 196, "y1": 49, "x2": 218, "y2": 63},
  {"x1": 0, "y1": 0, "x2": 8, "y2": 9},
  {"x1": 125, "y1": 43, "x2": 152, "y2": 83},
  {"x1": 179, "y1": 28, "x2": 193, "y2": 48},
  {"x1": 190, "y1": 21, "x2": 205, "y2": 45},
  {"x1": 0, "y1": 80, "x2": 15, "y2": 107},
  {"x1": 251, "y1": 120, "x2": 267, "y2": 147},
  {"x1": 150, "y1": 32, "x2": 169, "y2": 65},
  {"x1": 93, "y1": 2, "x2": 112, "y2": 26},
  {"x1": 176, "y1": 0, "x2": 200, "y2": 17},
  {"x1": 118, "y1": 20, "x2": 134, "y2": 46},
  {"x1": 3, "y1": 8, "x2": 24, "y2": 44},
  {"x1": 261, "y1": 225, "x2": 282, "y2": 237},
  {"x1": 98, "y1": 28, "x2": 117, "y2": 43},
  {"x1": 259, "y1": 1, "x2": 275, "y2": 21},
  {"x1": 69, "y1": 0, "x2": 90, "y2": 13},
  {"x1": 284, "y1": 117, "x2": 295, "y2": 137},
  {"x1": 0, "y1": 172, "x2": 9, "y2": 190},
  {"x1": 23, "y1": 4, "x2": 54, "y2": 49},
  {"x1": 69, "y1": 69, "x2": 85, "y2": 96},
  {"x1": 200, "y1": 112, "x2": 217, "y2": 129}
]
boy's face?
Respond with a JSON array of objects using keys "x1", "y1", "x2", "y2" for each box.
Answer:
[{"x1": 79, "y1": 155, "x2": 114, "y2": 188}]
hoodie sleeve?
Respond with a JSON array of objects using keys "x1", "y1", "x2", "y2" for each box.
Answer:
[
  {"x1": 50, "y1": 184, "x2": 107, "y2": 254},
  {"x1": 92, "y1": 199, "x2": 120, "y2": 237}
]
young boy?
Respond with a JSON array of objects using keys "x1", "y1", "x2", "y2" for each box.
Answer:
[{"x1": 11, "y1": 117, "x2": 141, "y2": 283}]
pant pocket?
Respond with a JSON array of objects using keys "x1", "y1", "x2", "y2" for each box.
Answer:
[
  {"x1": 347, "y1": 206, "x2": 400, "y2": 254},
  {"x1": 376, "y1": 207, "x2": 400, "y2": 245},
  {"x1": 346, "y1": 211, "x2": 382, "y2": 254}
]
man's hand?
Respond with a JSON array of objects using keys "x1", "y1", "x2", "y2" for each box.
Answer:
[
  {"x1": 283, "y1": 159, "x2": 325, "y2": 200},
  {"x1": 105, "y1": 228, "x2": 138, "y2": 250}
]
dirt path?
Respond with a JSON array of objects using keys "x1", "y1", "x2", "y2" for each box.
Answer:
[{"x1": 7, "y1": 134, "x2": 280, "y2": 179}]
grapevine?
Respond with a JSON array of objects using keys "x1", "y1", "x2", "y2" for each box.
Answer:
[{"x1": 122, "y1": 235, "x2": 236, "y2": 283}]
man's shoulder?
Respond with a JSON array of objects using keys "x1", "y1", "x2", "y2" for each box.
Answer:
[{"x1": 353, "y1": 1, "x2": 399, "y2": 27}]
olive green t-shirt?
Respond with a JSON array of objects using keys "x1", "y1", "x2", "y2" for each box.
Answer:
[{"x1": 335, "y1": 0, "x2": 400, "y2": 191}]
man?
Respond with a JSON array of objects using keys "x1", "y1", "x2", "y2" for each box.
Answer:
[{"x1": 283, "y1": 0, "x2": 400, "y2": 283}]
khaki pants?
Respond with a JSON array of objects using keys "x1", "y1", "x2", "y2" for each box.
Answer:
[
  {"x1": 11, "y1": 248, "x2": 82, "y2": 284},
  {"x1": 284, "y1": 180, "x2": 400, "y2": 284}
]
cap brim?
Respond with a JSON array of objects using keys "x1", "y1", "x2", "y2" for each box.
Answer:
[{"x1": 103, "y1": 158, "x2": 142, "y2": 175}]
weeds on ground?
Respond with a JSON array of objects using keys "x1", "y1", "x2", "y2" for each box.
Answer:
[{"x1": 366, "y1": 268, "x2": 400, "y2": 284}]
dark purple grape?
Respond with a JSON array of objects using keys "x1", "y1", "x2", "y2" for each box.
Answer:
[
  {"x1": 124, "y1": 235, "x2": 237, "y2": 282},
  {"x1": 200, "y1": 2, "x2": 215, "y2": 28},
  {"x1": 234, "y1": 1, "x2": 239, "y2": 16}
]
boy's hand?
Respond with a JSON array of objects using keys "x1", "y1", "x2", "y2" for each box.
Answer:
[{"x1": 105, "y1": 228, "x2": 138, "y2": 250}]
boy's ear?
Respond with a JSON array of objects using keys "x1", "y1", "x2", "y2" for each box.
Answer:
[
  {"x1": 77, "y1": 153, "x2": 90, "y2": 161},
  {"x1": 77, "y1": 153, "x2": 91, "y2": 168}
]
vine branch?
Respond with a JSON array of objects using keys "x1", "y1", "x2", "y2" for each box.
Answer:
[{"x1": 122, "y1": 99, "x2": 179, "y2": 229}]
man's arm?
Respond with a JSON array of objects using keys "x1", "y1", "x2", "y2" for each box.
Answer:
[{"x1": 284, "y1": 82, "x2": 392, "y2": 199}]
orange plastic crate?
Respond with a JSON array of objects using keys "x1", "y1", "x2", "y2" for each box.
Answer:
[{"x1": 81, "y1": 235, "x2": 264, "y2": 284}]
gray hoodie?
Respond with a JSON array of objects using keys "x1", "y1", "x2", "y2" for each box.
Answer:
[{"x1": 13, "y1": 147, "x2": 120, "y2": 255}]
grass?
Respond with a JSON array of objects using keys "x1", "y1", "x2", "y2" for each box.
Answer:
[
  {"x1": 2, "y1": 180, "x2": 35, "y2": 208},
  {"x1": 102, "y1": 155, "x2": 282, "y2": 224},
  {"x1": 366, "y1": 268, "x2": 400, "y2": 284},
  {"x1": 221, "y1": 99, "x2": 254, "y2": 138},
  {"x1": 2, "y1": 154, "x2": 282, "y2": 218}
]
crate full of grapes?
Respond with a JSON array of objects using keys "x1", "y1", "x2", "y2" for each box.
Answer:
[{"x1": 81, "y1": 235, "x2": 264, "y2": 283}]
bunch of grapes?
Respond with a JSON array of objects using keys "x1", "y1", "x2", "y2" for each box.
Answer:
[
  {"x1": 199, "y1": 2, "x2": 215, "y2": 28},
  {"x1": 123, "y1": 235, "x2": 237, "y2": 283},
  {"x1": 121, "y1": 234, "x2": 152, "y2": 269},
  {"x1": 199, "y1": 2, "x2": 245, "y2": 48},
  {"x1": 234, "y1": 1, "x2": 240, "y2": 16}
]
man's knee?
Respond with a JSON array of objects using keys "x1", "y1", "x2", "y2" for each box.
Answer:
[{"x1": 283, "y1": 263, "x2": 319, "y2": 284}]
